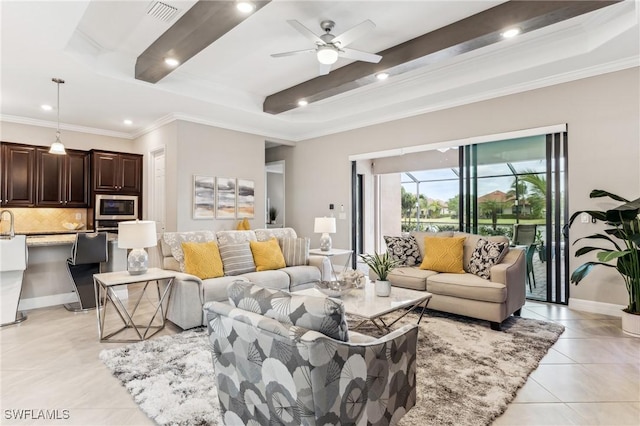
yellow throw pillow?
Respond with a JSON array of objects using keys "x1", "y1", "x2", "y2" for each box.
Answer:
[
  {"x1": 250, "y1": 238, "x2": 286, "y2": 271},
  {"x1": 181, "y1": 241, "x2": 224, "y2": 279},
  {"x1": 419, "y1": 236, "x2": 466, "y2": 273}
]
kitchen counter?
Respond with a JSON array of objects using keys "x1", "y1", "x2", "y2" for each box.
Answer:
[
  {"x1": 26, "y1": 233, "x2": 117, "y2": 247},
  {"x1": 19, "y1": 233, "x2": 126, "y2": 311}
]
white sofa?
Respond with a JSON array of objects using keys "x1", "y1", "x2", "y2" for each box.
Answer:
[
  {"x1": 159, "y1": 227, "x2": 331, "y2": 329},
  {"x1": 384, "y1": 231, "x2": 526, "y2": 330}
]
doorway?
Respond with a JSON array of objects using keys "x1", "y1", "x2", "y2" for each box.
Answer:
[{"x1": 265, "y1": 161, "x2": 285, "y2": 228}]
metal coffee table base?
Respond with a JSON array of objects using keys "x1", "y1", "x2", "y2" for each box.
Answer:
[{"x1": 350, "y1": 297, "x2": 430, "y2": 333}]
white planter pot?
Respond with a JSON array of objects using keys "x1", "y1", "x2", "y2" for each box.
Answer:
[
  {"x1": 621, "y1": 310, "x2": 640, "y2": 337},
  {"x1": 375, "y1": 280, "x2": 391, "y2": 297}
]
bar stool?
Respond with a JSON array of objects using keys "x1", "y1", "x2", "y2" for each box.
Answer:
[{"x1": 64, "y1": 232, "x2": 108, "y2": 312}]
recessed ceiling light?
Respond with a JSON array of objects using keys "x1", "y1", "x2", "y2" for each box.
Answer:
[
  {"x1": 236, "y1": 1, "x2": 255, "y2": 13},
  {"x1": 297, "y1": 100, "x2": 308, "y2": 107},
  {"x1": 41, "y1": 104, "x2": 53, "y2": 111},
  {"x1": 501, "y1": 27, "x2": 521, "y2": 39},
  {"x1": 376, "y1": 72, "x2": 389, "y2": 80},
  {"x1": 164, "y1": 57, "x2": 180, "y2": 67},
  {"x1": 124, "y1": 119, "x2": 133, "y2": 125}
]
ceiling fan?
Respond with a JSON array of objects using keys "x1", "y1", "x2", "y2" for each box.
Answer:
[{"x1": 271, "y1": 19, "x2": 382, "y2": 75}]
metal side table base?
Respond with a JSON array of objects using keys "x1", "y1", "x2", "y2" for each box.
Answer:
[{"x1": 1, "y1": 311, "x2": 28, "y2": 327}]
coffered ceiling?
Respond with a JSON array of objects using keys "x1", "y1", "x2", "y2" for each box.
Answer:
[{"x1": 0, "y1": 1, "x2": 638, "y2": 143}]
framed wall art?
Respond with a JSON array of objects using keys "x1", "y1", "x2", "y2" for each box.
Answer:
[
  {"x1": 236, "y1": 178, "x2": 255, "y2": 219},
  {"x1": 193, "y1": 175, "x2": 215, "y2": 219},
  {"x1": 216, "y1": 177, "x2": 236, "y2": 219}
]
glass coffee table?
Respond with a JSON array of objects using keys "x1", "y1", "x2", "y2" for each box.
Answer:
[{"x1": 296, "y1": 281, "x2": 432, "y2": 333}]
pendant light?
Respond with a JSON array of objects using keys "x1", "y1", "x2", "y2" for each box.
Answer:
[{"x1": 49, "y1": 77, "x2": 66, "y2": 155}]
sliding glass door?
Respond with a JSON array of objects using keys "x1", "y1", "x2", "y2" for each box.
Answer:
[{"x1": 461, "y1": 134, "x2": 568, "y2": 303}]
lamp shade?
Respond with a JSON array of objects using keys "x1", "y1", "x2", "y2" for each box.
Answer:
[
  {"x1": 118, "y1": 220, "x2": 157, "y2": 249},
  {"x1": 314, "y1": 217, "x2": 336, "y2": 234}
]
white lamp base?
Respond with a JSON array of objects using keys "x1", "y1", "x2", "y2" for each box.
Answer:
[
  {"x1": 320, "y1": 233, "x2": 332, "y2": 251},
  {"x1": 128, "y1": 248, "x2": 149, "y2": 275}
]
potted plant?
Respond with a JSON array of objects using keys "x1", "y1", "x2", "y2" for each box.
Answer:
[
  {"x1": 268, "y1": 207, "x2": 278, "y2": 224},
  {"x1": 569, "y1": 189, "x2": 640, "y2": 336},
  {"x1": 359, "y1": 252, "x2": 399, "y2": 296}
]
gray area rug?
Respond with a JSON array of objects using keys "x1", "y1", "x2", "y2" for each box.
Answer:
[{"x1": 99, "y1": 310, "x2": 564, "y2": 426}]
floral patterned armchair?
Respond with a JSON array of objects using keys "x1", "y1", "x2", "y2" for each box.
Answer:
[{"x1": 204, "y1": 281, "x2": 418, "y2": 425}]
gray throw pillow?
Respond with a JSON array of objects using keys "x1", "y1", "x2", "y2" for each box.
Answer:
[
  {"x1": 279, "y1": 237, "x2": 310, "y2": 266},
  {"x1": 384, "y1": 235, "x2": 422, "y2": 266},
  {"x1": 219, "y1": 242, "x2": 257, "y2": 276},
  {"x1": 467, "y1": 238, "x2": 509, "y2": 280}
]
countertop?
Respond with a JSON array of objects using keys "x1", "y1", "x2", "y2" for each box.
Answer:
[{"x1": 25, "y1": 232, "x2": 117, "y2": 247}]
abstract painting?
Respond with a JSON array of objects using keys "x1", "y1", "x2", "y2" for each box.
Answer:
[
  {"x1": 236, "y1": 179, "x2": 255, "y2": 219},
  {"x1": 216, "y1": 177, "x2": 236, "y2": 219},
  {"x1": 193, "y1": 175, "x2": 214, "y2": 219}
]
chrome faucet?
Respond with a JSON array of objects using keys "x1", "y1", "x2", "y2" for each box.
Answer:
[{"x1": 0, "y1": 210, "x2": 15, "y2": 239}]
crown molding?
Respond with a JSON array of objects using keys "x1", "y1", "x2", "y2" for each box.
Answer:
[
  {"x1": 133, "y1": 112, "x2": 295, "y2": 143},
  {"x1": 0, "y1": 115, "x2": 134, "y2": 139}
]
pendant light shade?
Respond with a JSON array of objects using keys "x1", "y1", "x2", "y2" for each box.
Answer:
[{"x1": 49, "y1": 78, "x2": 66, "y2": 155}]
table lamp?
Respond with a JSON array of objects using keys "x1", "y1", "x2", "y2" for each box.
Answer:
[
  {"x1": 118, "y1": 220, "x2": 157, "y2": 275},
  {"x1": 314, "y1": 217, "x2": 336, "y2": 251}
]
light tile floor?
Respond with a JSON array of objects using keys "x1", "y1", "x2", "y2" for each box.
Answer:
[{"x1": 1, "y1": 288, "x2": 639, "y2": 425}]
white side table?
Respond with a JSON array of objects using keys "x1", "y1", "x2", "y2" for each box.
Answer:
[
  {"x1": 309, "y1": 248, "x2": 353, "y2": 280},
  {"x1": 93, "y1": 268, "x2": 175, "y2": 342}
]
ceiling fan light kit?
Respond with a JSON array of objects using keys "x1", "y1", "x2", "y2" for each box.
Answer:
[{"x1": 316, "y1": 46, "x2": 339, "y2": 65}]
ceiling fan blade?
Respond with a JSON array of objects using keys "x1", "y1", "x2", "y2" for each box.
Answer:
[
  {"x1": 287, "y1": 20, "x2": 324, "y2": 45},
  {"x1": 319, "y1": 63, "x2": 331, "y2": 76},
  {"x1": 339, "y1": 48, "x2": 382, "y2": 63},
  {"x1": 332, "y1": 19, "x2": 376, "y2": 48},
  {"x1": 271, "y1": 49, "x2": 316, "y2": 58}
]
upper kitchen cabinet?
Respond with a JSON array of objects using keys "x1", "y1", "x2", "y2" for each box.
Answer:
[
  {"x1": 36, "y1": 148, "x2": 89, "y2": 207},
  {"x1": 91, "y1": 150, "x2": 142, "y2": 194},
  {"x1": 1, "y1": 143, "x2": 36, "y2": 207}
]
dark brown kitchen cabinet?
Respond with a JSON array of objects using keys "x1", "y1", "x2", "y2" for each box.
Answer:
[
  {"x1": 36, "y1": 148, "x2": 89, "y2": 207},
  {"x1": 92, "y1": 151, "x2": 142, "y2": 194},
  {"x1": 1, "y1": 143, "x2": 36, "y2": 207}
]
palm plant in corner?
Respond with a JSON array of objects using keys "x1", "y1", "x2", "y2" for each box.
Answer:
[
  {"x1": 359, "y1": 252, "x2": 399, "y2": 297},
  {"x1": 569, "y1": 190, "x2": 640, "y2": 337}
]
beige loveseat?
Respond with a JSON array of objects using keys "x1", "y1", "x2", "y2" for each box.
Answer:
[
  {"x1": 159, "y1": 228, "x2": 331, "y2": 329},
  {"x1": 385, "y1": 231, "x2": 526, "y2": 330}
]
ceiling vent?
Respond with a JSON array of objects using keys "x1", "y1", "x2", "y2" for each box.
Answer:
[{"x1": 147, "y1": 1, "x2": 179, "y2": 22}]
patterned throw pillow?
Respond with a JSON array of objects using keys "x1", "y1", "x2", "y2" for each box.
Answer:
[
  {"x1": 227, "y1": 281, "x2": 349, "y2": 342},
  {"x1": 419, "y1": 236, "x2": 466, "y2": 273},
  {"x1": 181, "y1": 241, "x2": 224, "y2": 279},
  {"x1": 384, "y1": 235, "x2": 421, "y2": 266},
  {"x1": 249, "y1": 238, "x2": 286, "y2": 271},
  {"x1": 279, "y1": 237, "x2": 310, "y2": 266},
  {"x1": 218, "y1": 242, "x2": 257, "y2": 276},
  {"x1": 468, "y1": 238, "x2": 509, "y2": 279}
]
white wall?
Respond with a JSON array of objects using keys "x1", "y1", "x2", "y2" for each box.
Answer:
[
  {"x1": 269, "y1": 67, "x2": 640, "y2": 308},
  {"x1": 135, "y1": 120, "x2": 267, "y2": 233},
  {"x1": 0, "y1": 121, "x2": 134, "y2": 152}
]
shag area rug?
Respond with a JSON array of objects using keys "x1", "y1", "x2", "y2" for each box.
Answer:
[{"x1": 99, "y1": 310, "x2": 564, "y2": 426}]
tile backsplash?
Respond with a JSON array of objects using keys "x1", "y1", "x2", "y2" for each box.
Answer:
[{"x1": 1, "y1": 208, "x2": 88, "y2": 234}]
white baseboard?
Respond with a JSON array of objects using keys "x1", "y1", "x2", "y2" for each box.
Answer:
[
  {"x1": 568, "y1": 298, "x2": 625, "y2": 317},
  {"x1": 18, "y1": 288, "x2": 129, "y2": 311}
]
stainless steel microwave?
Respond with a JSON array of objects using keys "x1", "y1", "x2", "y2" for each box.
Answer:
[{"x1": 95, "y1": 194, "x2": 138, "y2": 220}]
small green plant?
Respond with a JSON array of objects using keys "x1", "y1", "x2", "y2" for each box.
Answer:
[{"x1": 359, "y1": 252, "x2": 399, "y2": 281}]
